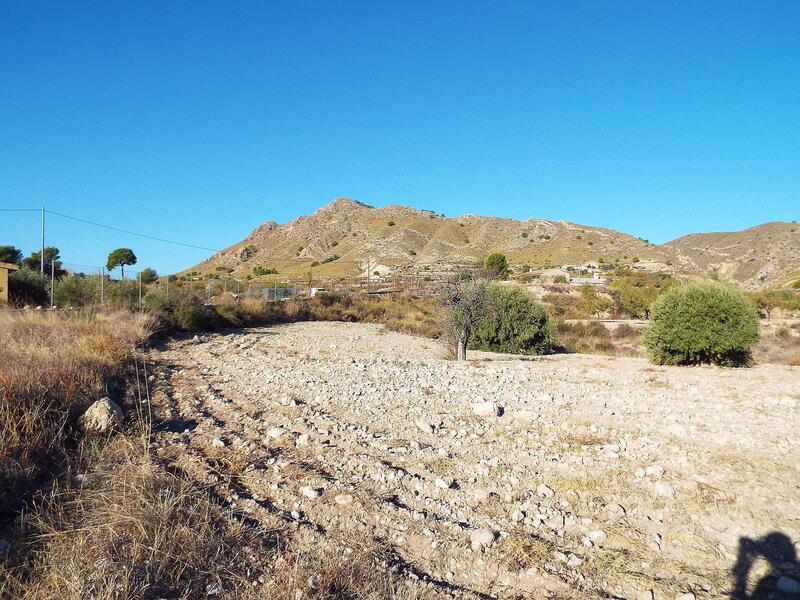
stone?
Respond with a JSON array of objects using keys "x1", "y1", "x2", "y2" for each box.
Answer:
[
  {"x1": 334, "y1": 494, "x2": 353, "y2": 506},
  {"x1": 266, "y1": 427, "x2": 286, "y2": 439},
  {"x1": 472, "y1": 401, "x2": 500, "y2": 417},
  {"x1": 645, "y1": 465, "x2": 665, "y2": 478},
  {"x1": 637, "y1": 590, "x2": 654, "y2": 600},
  {"x1": 777, "y1": 577, "x2": 800, "y2": 595},
  {"x1": 567, "y1": 555, "x2": 584, "y2": 568},
  {"x1": 675, "y1": 593, "x2": 696, "y2": 600},
  {"x1": 470, "y1": 528, "x2": 496, "y2": 551},
  {"x1": 545, "y1": 514, "x2": 565, "y2": 530},
  {"x1": 416, "y1": 419, "x2": 434, "y2": 434},
  {"x1": 296, "y1": 433, "x2": 310, "y2": 447},
  {"x1": 435, "y1": 478, "x2": 451, "y2": 489},
  {"x1": 511, "y1": 509, "x2": 525, "y2": 523},
  {"x1": 654, "y1": 481, "x2": 675, "y2": 498},
  {"x1": 588, "y1": 530, "x2": 608, "y2": 545},
  {"x1": 473, "y1": 489, "x2": 490, "y2": 502},
  {"x1": 80, "y1": 397, "x2": 123, "y2": 434},
  {"x1": 212, "y1": 438, "x2": 226, "y2": 448},
  {"x1": 300, "y1": 486, "x2": 319, "y2": 500},
  {"x1": 537, "y1": 484, "x2": 555, "y2": 498}
]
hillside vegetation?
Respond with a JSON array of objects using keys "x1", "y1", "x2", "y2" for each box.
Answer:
[{"x1": 186, "y1": 198, "x2": 799, "y2": 289}]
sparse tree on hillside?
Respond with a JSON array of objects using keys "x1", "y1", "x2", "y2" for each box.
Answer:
[
  {"x1": 750, "y1": 291, "x2": 780, "y2": 320},
  {"x1": 484, "y1": 252, "x2": 509, "y2": 280},
  {"x1": 139, "y1": 268, "x2": 158, "y2": 284},
  {"x1": 0, "y1": 245, "x2": 22, "y2": 265},
  {"x1": 580, "y1": 284, "x2": 611, "y2": 319},
  {"x1": 442, "y1": 271, "x2": 488, "y2": 360},
  {"x1": 106, "y1": 248, "x2": 137, "y2": 278}
]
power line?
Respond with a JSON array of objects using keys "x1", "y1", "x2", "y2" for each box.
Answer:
[{"x1": 44, "y1": 209, "x2": 221, "y2": 252}]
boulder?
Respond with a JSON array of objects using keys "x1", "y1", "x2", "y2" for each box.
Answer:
[{"x1": 80, "y1": 397, "x2": 123, "y2": 434}]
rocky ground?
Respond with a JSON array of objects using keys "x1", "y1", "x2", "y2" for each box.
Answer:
[{"x1": 148, "y1": 322, "x2": 800, "y2": 599}]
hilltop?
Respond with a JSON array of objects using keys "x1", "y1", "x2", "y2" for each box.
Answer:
[{"x1": 187, "y1": 198, "x2": 799, "y2": 289}]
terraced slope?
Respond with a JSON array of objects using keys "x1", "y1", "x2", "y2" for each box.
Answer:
[{"x1": 187, "y1": 197, "x2": 798, "y2": 289}]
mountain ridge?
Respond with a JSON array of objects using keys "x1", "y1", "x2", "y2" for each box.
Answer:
[{"x1": 189, "y1": 198, "x2": 799, "y2": 289}]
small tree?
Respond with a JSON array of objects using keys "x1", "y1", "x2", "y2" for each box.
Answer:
[
  {"x1": 471, "y1": 285, "x2": 557, "y2": 355},
  {"x1": 644, "y1": 281, "x2": 759, "y2": 366},
  {"x1": 750, "y1": 291, "x2": 779, "y2": 320},
  {"x1": 580, "y1": 284, "x2": 611, "y2": 319},
  {"x1": 0, "y1": 245, "x2": 22, "y2": 265},
  {"x1": 484, "y1": 252, "x2": 509, "y2": 280},
  {"x1": 442, "y1": 272, "x2": 488, "y2": 360},
  {"x1": 106, "y1": 248, "x2": 137, "y2": 278},
  {"x1": 139, "y1": 267, "x2": 158, "y2": 284}
]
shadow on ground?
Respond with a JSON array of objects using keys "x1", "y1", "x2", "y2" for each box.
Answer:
[{"x1": 731, "y1": 532, "x2": 799, "y2": 599}]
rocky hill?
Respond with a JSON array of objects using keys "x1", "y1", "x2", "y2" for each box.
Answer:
[
  {"x1": 188, "y1": 198, "x2": 798, "y2": 289},
  {"x1": 666, "y1": 221, "x2": 800, "y2": 289}
]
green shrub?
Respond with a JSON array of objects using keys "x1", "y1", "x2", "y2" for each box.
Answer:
[
  {"x1": 470, "y1": 285, "x2": 557, "y2": 355},
  {"x1": 54, "y1": 275, "x2": 99, "y2": 307},
  {"x1": 644, "y1": 281, "x2": 759, "y2": 366},
  {"x1": 104, "y1": 279, "x2": 140, "y2": 310},
  {"x1": 144, "y1": 287, "x2": 219, "y2": 331},
  {"x1": 8, "y1": 268, "x2": 49, "y2": 306}
]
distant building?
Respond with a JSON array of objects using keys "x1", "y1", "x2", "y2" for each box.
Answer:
[
  {"x1": 0, "y1": 262, "x2": 20, "y2": 304},
  {"x1": 570, "y1": 277, "x2": 604, "y2": 285}
]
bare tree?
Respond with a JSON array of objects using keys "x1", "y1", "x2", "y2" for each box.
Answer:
[{"x1": 441, "y1": 271, "x2": 488, "y2": 360}]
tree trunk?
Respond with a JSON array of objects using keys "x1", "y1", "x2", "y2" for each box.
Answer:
[{"x1": 456, "y1": 328, "x2": 468, "y2": 361}]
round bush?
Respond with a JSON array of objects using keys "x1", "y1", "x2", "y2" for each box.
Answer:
[
  {"x1": 470, "y1": 285, "x2": 557, "y2": 355},
  {"x1": 644, "y1": 281, "x2": 759, "y2": 366}
]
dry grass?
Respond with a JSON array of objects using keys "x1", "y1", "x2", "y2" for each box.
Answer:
[
  {"x1": 0, "y1": 308, "x2": 153, "y2": 519},
  {"x1": 0, "y1": 308, "x2": 425, "y2": 599},
  {"x1": 3, "y1": 440, "x2": 278, "y2": 599},
  {"x1": 556, "y1": 320, "x2": 643, "y2": 357},
  {"x1": 752, "y1": 321, "x2": 800, "y2": 365},
  {"x1": 232, "y1": 293, "x2": 442, "y2": 339}
]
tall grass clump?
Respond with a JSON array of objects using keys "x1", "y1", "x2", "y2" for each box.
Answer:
[
  {"x1": 144, "y1": 286, "x2": 220, "y2": 331},
  {"x1": 0, "y1": 309, "x2": 152, "y2": 520},
  {"x1": 644, "y1": 281, "x2": 759, "y2": 366},
  {"x1": 470, "y1": 285, "x2": 557, "y2": 355}
]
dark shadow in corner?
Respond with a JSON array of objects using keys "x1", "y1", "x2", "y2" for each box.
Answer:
[{"x1": 731, "y1": 532, "x2": 798, "y2": 599}]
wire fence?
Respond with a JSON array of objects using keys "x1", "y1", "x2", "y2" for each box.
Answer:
[{"x1": 2, "y1": 205, "x2": 469, "y2": 309}]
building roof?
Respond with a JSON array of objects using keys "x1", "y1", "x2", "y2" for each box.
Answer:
[
  {"x1": 0, "y1": 262, "x2": 19, "y2": 271},
  {"x1": 570, "y1": 277, "x2": 604, "y2": 285}
]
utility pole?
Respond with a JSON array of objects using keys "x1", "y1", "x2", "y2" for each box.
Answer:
[
  {"x1": 40, "y1": 206, "x2": 45, "y2": 273},
  {"x1": 50, "y1": 258, "x2": 54, "y2": 308}
]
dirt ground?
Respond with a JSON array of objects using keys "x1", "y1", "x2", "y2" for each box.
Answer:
[{"x1": 149, "y1": 322, "x2": 800, "y2": 599}]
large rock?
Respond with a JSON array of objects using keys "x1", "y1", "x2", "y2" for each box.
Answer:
[{"x1": 80, "y1": 397, "x2": 123, "y2": 434}]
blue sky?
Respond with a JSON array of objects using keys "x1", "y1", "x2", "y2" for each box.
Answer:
[{"x1": 1, "y1": 1, "x2": 798, "y2": 275}]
